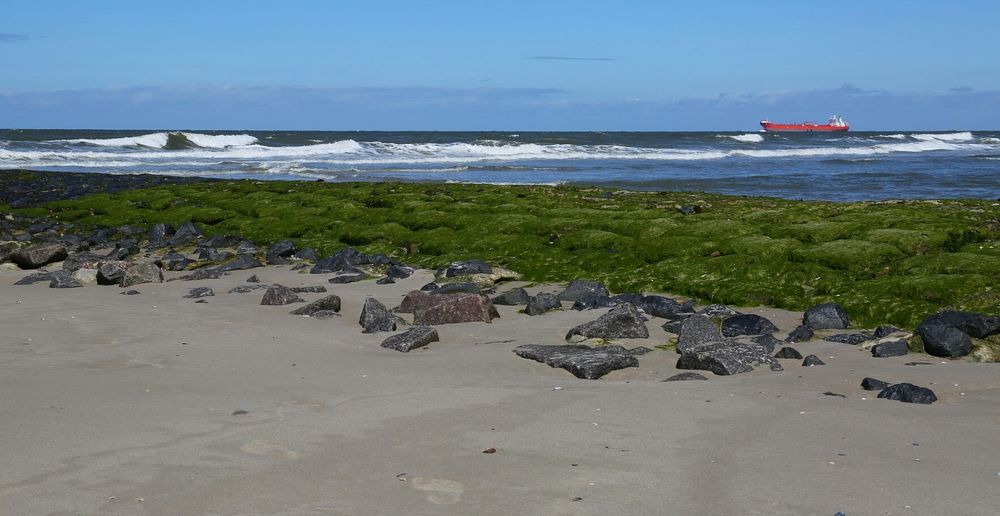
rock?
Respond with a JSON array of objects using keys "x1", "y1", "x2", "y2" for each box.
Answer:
[
  {"x1": 443, "y1": 259, "x2": 492, "y2": 277},
  {"x1": 71, "y1": 268, "x2": 98, "y2": 285},
  {"x1": 246, "y1": 274, "x2": 260, "y2": 283},
  {"x1": 492, "y1": 287, "x2": 530, "y2": 306},
  {"x1": 774, "y1": 346, "x2": 803, "y2": 359},
  {"x1": 917, "y1": 311, "x2": 1000, "y2": 339},
  {"x1": 420, "y1": 282, "x2": 440, "y2": 292},
  {"x1": 380, "y1": 326, "x2": 439, "y2": 352},
  {"x1": 60, "y1": 252, "x2": 104, "y2": 272},
  {"x1": 14, "y1": 271, "x2": 55, "y2": 285},
  {"x1": 916, "y1": 311, "x2": 1000, "y2": 358},
  {"x1": 120, "y1": 289, "x2": 140, "y2": 295},
  {"x1": 632, "y1": 294, "x2": 695, "y2": 319},
  {"x1": 148, "y1": 222, "x2": 174, "y2": 245},
  {"x1": 311, "y1": 247, "x2": 371, "y2": 274},
  {"x1": 290, "y1": 295, "x2": 342, "y2": 316},
  {"x1": 48, "y1": 270, "x2": 82, "y2": 288},
  {"x1": 513, "y1": 344, "x2": 638, "y2": 380},
  {"x1": 215, "y1": 254, "x2": 263, "y2": 273},
  {"x1": 661, "y1": 320, "x2": 683, "y2": 334},
  {"x1": 628, "y1": 346, "x2": 653, "y2": 356},
  {"x1": 871, "y1": 339, "x2": 909, "y2": 357},
  {"x1": 750, "y1": 333, "x2": 781, "y2": 354},
  {"x1": 156, "y1": 250, "x2": 193, "y2": 271},
  {"x1": 874, "y1": 325, "x2": 902, "y2": 338},
  {"x1": 386, "y1": 263, "x2": 415, "y2": 279},
  {"x1": 557, "y1": 279, "x2": 609, "y2": 302},
  {"x1": 376, "y1": 276, "x2": 395, "y2": 285},
  {"x1": 397, "y1": 290, "x2": 437, "y2": 314},
  {"x1": 311, "y1": 310, "x2": 340, "y2": 319},
  {"x1": 295, "y1": 247, "x2": 319, "y2": 262},
  {"x1": 803, "y1": 302, "x2": 851, "y2": 330},
  {"x1": 825, "y1": 333, "x2": 876, "y2": 345},
  {"x1": 861, "y1": 377, "x2": 891, "y2": 391},
  {"x1": 434, "y1": 282, "x2": 481, "y2": 295},
  {"x1": 184, "y1": 287, "x2": 215, "y2": 298},
  {"x1": 676, "y1": 341, "x2": 782, "y2": 375},
  {"x1": 228, "y1": 284, "x2": 269, "y2": 294},
  {"x1": 526, "y1": 292, "x2": 561, "y2": 316},
  {"x1": 413, "y1": 294, "x2": 499, "y2": 325},
  {"x1": 289, "y1": 286, "x2": 327, "y2": 294},
  {"x1": 662, "y1": 372, "x2": 708, "y2": 381},
  {"x1": 360, "y1": 297, "x2": 405, "y2": 332},
  {"x1": 877, "y1": 383, "x2": 937, "y2": 404},
  {"x1": 721, "y1": 314, "x2": 779, "y2": 337},
  {"x1": 200, "y1": 235, "x2": 244, "y2": 248},
  {"x1": 266, "y1": 240, "x2": 296, "y2": 265},
  {"x1": 260, "y1": 285, "x2": 305, "y2": 306},
  {"x1": 328, "y1": 273, "x2": 367, "y2": 284},
  {"x1": 235, "y1": 241, "x2": 259, "y2": 255},
  {"x1": 697, "y1": 304, "x2": 741, "y2": 319},
  {"x1": 571, "y1": 294, "x2": 615, "y2": 311},
  {"x1": 10, "y1": 243, "x2": 67, "y2": 269},
  {"x1": 785, "y1": 324, "x2": 814, "y2": 343},
  {"x1": 167, "y1": 221, "x2": 202, "y2": 246},
  {"x1": 802, "y1": 354, "x2": 825, "y2": 366},
  {"x1": 96, "y1": 261, "x2": 128, "y2": 285},
  {"x1": 676, "y1": 314, "x2": 724, "y2": 353},
  {"x1": 120, "y1": 263, "x2": 163, "y2": 287},
  {"x1": 107, "y1": 238, "x2": 139, "y2": 261},
  {"x1": 566, "y1": 304, "x2": 649, "y2": 341}
]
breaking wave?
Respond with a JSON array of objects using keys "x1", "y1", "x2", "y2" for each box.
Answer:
[
  {"x1": 911, "y1": 132, "x2": 974, "y2": 142},
  {"x1": 721, "y1": 133, "x2": 764, "y2": 143},
  {"x1": 61, "y1": 132, "x2": 258, "y2": 149}
]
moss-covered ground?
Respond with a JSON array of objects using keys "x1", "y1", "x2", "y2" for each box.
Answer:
[{"x1": 26, "y1": 180, "x2": 1000, "y2": 328}]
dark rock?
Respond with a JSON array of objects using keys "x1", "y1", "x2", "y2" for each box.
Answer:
[
  {"x1": 861, "y1": 377, "x2": 891, "y2": 391},
  {"x1": 328, "y1": 273, "x2": 367, "y2": 284},
  {"x1": 413, "y1": 294, "x2": 499, "y2": 325},
  {"x1": 184, "y1": 287, "x2": 215, "y2": 298},
  {"x1": 825, "y1": 333, "x2": 876, "y2": 345},
  {"x1": 823, "y1": 391, "x2": 847, "y2": 398},
  {"x1": 628, "y1": 346, "x2": 653, "y2": 356},
  {"x1": 676, "y1": 341, "x2": 782, "y2": 375},
  {"x1": 14, "y1": 272, "x2": 54, "y2": 285},
  {"x1": 526, "y1": 292, "x2": 561, "y2": 316},
  {"x1": 803, "y1": 302, "x2": 851, "y2": 330},
  {"x1": 106, "y1": 238, "x2": 139, "y2": 260},
  {"x1": 380, "y1": 326, "x2": 439, "y2": 352},
  {"x1": 721, "y1": 314, "x2": 779, "y2": 338},
  {"x1": 386, "y1": 263, "x2": 415, "y2": 279},
  {"x1": 916, "y1": 324, "x2": 971, "y2": 358},
  {"x1": 874, "y1": 325, "x2": 902, "y2": 338},
  {"x1": 360, "y1": 297, "x2": 405, "y2": 332},
  {"x1": 557, "y1": 279, "x2": 609, "y2": 302},
  {"x1": 148, "y1": 223, "x2": 174, "y2": 245},
  {"x1": 156, "y1": 251, "x2": 193, "y2": 271},
  {"x1": 434, "y1": 282, "x2": 480, "y2": 295},
  {"x1": 750, "y1": 333, "x2": 780, "y2": 354},
  {"x1": 872, "y1": 339, "x2": 909, "y2": 357},
  {"x1": 11, "y1": 243, "x2": 68, "y2": 269},
  {"x1": 200, "y1": 235, "x2": 244, "y2": 248},
  {"x1": 60, "y1": 252, "x2": 104, "y2": 272},
  {"x1": 917, "y1": 310, "x2": 1000, "y2": 339},
  {"x1": 697, "y1": 304, "x2": 742, "y2": 319},
  {"x1": 420, "y1": 282, "x2": 440, "y2": 292},
  {"x1": 266, "y1": 240, "x2": 296, "y2": 265},
  {"x1": 48, "y1": 270, "x2": 82, "y2": 289},
  {"x1": 198, "y1": 247, "x2": 232, "y2": 262},
  {"x1": 377, "y1": 276, "x2": 395, "y2": 285},
  {"x1": 290, "y1": 295, "x2": 342, "y2": 316},
  {"x1": 295, "y1": 247, "x2": 318, "y2": 262},
  {"x1": 311, "y1": 247, "x2": 371, "y2": 274},
  {"x1": 513, "y1": 344, "x2": 638, "y2": 380},
  {"x1": 676, "y1": 314, "x2": 724, "y2": 353},
  {"x1": 877, "y1": 383, "x2": 937, "y2": 404},
  {"x1": 571, "y1": 294, "x2": 615, "y2": 311},
  {"x1": 661, "y1": 320, "x2": 684, "y2": 334},
  {"x1": 492, "y1": 287, "x2": 530, "y2": 306},
  {"x1": 96, "y1": 261, "x2": 128, "y2": 285},
  {"x1": 774, "y1": 346, "x2": 803, "y2": 359},
  {"x1": 905, "y1": 361, "x2": 934, "y2": 366},
  {"x1": 235, "y1": 241, "x2": 259, "y2": 255},
  {"x1": 632, "y1": 294, "x2": 695, "y2": 319},
  {"x1": 802, "y1": 354, "x2": 826, "y2": 366},
  {"x1": 174, "y1": 268, "x2": 223, "y2": 281},
  {"x1": 566, "y1": 304, "x2": 649, "y2": 341},
  {"x1": 663, "y1": 372, "x2": 708, "y2": 381},
  {"x1": 120, "y1": 289, "x2": 140, "y2": 295},
  {"x1": 168, "y1": 221, "x2": 202, "y2": 246},
  {"x1": 785, "y1": 324, "x2": 814, "y2": 343},
  {"x1": 443, "y1": 259, "x2": 492, "y2": 277},
  {"x1": 311, "y1": 310, "x2": 340, "y2": 319},
  {"x1": 289, "y1": 285, "x2": 327, "y2": 294},
  {"x1": 228, "y1": 284, "x2": 269, "y2": 294},
  {"x1": 120, "y1": 263, "x2": 163, "y2": 287},
  {"x1": 260, "y1": 285, "x2": 305, "y2": 306},
  {"x1": 397, "y1": 290, "x2": 437, "y2": 314},
  {"x1": 246, "y1": 274, "x2": 260, "y2": 283},
  {"x1": 216, "y1": 253, "x2": 263, "y2": 273}
]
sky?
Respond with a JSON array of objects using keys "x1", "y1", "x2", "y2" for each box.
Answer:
[{"x1": 1, "y1": 0, "x2": 999, "y2": 130}]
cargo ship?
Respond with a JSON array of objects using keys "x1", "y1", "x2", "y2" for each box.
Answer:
[{"x1": 759, "y1": 115, "x2": 849, "y2": 132}]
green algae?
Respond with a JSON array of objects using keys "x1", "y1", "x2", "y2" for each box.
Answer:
[{"x1": 31, "y1": 181, "x2": 1000, "y2": 328}]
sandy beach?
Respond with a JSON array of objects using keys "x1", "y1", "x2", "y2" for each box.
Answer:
[{"x1": 2, "y1": 261, "x2": 999, "y2": 515}]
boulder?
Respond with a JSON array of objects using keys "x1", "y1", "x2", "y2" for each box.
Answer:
[
  {"x1": 513, "y1": 344, "x2": 638, "y2": 380},
  {"x1": 386, "y1": 263, "x2": 415, "y2": 280},
  {"x1": 721, "y1": 314, "x2": 779, "y2": 338},
  {"x1": 107, "y1": 238, "x2": 139, "y2": 260},
  {"x1": 246, "y1": 274, "x2": 260, "y2": 283},
  {"x1": 676, "y1": 341, "x2": 782, "y2": 375},
  {"x1": 71, "y1": 268, "x2": 98, "y2": 285},
  {"x1": 662, "y1": 372, "x2": 709, "y2": 382},
  {"x1": 10, "y1": 243, "x2": 67, "y2": 269},
  {"x1": 360, "y1": 297, "x2": 405, "y2": 333},
  {"x1": 14, "y1": 272, "x2": 55, "y2": 285},
  {"x1": 571, "y1": 294, "x2": 615, "y2": 311},
  {"x1": 877, "y1": 383, "x2": 937, "y2": 404},
  {"x1": 676, "y1": 314, "x2": 724, "y2": 353},
  {"x1": 60, "y1": 252, "x2": 104, "y2": 272},
  {"x1": 697, "y1": 304, "x2": 741, "y2": 319},
  {"x1": 566, "y1": 304, "x2": 649, "y2": 341},
  {"x1": 750, "y1": 333, "x2": 781, "y2": 354},
  {"x1": 525, "y1": 292, "x2": 561, "y2": 316},
  {"x1": 235, "y1": 241, "x2": 259, "y2": 255},
  {"x1": 397, "y1": 290, "x2": 437, "y2": 314},
  {"x1": 295, "y1": 247, "x2": 319, "y2": 262},
  {"x1": 413, "y1": 294, "x2": 499, "y2": 325},
  {"x1": 96, "y1": 261, "x2": 128, "y2": 285},
  {"x1": 156, "y1": 251, "x2": 193, "y2": 271},
  {"x1": 197, "y1": 247, "x2": 232, "y2": 262},
  {"x1": 492, "y1": 287, "x2": 530, "y2": 306},
  {"x1": 803, "y1": 302, "x2": 851, "y2": 330},
  {"x1": 48, "y1": 270, "x2": 82, "y2": 289},
  {"x1": 916, "y1": 311, "x2": 1000, "y2": 358},
  {"x1": 871, "y1": 339, "x2": 909, "y2": 357},
  {"x1": 266, "y1": 240, "x2": 296, "y2": 265},
  {"x1": 184, "y1": 287, "x2": 215, "y2": 298},
  {"x1": 167, "y1": 221, "x2": 202, "y2": 246},
  {"x1": 917, "y1": 311, "x2": 1000, "y2": 339},
  {"x1": 260, "y1": 285, "x2": 305, "y2": 306},
  {"x1": 861, "y1": 377, "x2": 891, "y2": 391},
  {"x1": 785, "y1": 324, "x2": 814, "y2": 343},
  {"x1": 120, "y1": 263, "x2": 163, "y2": 287},
  {"x1": 434, "y1": 282, "x2": 481, "y2": 295},
  {"x1": 290, "y1": 295, "x2": 342, "y2": 316},
  {"x1": 874, "y1": 325, "x2": 902, "y2": 338},
  {"x1": 802, "y1": 354, "x2": 826, "y2": 366},
  {"x1": 443, "y1": 259, "x2": 492, "y2": 277},
  {"x1": 557, "y1": 279, "x2": 609, "y2": 302},
  {"x1": 380, "y1": 326, "x2": 439, "y2": 352},
  {"x1": 662, "y1": 320, "x2": 683, "y2": 335},
  {"x1": 148, "y1": 222, "x2": 174, "y2": 245},
  {"x1": 311, "y1": 247, "x2": 371, "y2": 274},
  {"x1": 633, "y1": 295, "x2": 695, "y2": 319},
  {"x1": 420, "y1": 282, "x2": 440, "y2": 292},
  {"x1": 215, "y1": 254, "x2": 263, "y2": 273},
  {"x1": 774, "y1": 346, "x2": 803, "y2": 359}
]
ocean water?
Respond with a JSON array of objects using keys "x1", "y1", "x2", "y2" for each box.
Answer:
[{"x1": 1, "y1": 129, "x2": 998, "y2": 201}]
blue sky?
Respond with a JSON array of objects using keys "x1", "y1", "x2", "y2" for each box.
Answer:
[{"x1": 2, "y1": 1, "x2": 998, "y2": 130}]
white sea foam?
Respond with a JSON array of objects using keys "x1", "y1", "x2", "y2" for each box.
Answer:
[
  {"x1": 64, "y1": 132, "x2": 171, "y2": 148},
  {"x1": 182, "y1": 133, "x2": 258, "y2": 148},
  {"x1": 722, "y1": 133, "x2": 764, "y2": 143},
  {"x1": 911, "y1": 131, "x2": 974, "y2": 142}
]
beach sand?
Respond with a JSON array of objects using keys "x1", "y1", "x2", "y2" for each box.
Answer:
[{"x1": 1, "y1": 265, "x2": 999, "y2": 515}]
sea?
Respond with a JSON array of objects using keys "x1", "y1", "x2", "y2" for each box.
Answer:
[{"x1": 2, "y1": 129, "x2": 998, "y2": 201}]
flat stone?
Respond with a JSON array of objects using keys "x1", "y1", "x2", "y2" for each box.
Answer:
[
  {"x1": 434, "y1": 282, "x2": 480, "y2": 295},
  {"x1": 825, "y1": 333, "x2": 875, "y2": 345},
  {"x1": 228, "y1": 284, "x2": 269, "y2": 294},
  {"x1": 566, "y1": 304, "x2": 649, "y2": 341},
  {"x1": 877, "y1": 383, "x2": 937, "y2": 404},
  {"x1": 676, "y1": 341, "x2": 782, "y2": 376},
  {"x1": 380, "y1": 326, "x2": 439, "y2": 352},
  {"x1": 328, "y1": 273, "x2": 367, "y2": 284},
  {"x1": 513, "y1": 344, "x2": 638, "y2": 380},
  {"x1": 861, "y1": 377, "x2": 891, "y2": 391},
  {"x1": 290, "y1": 295, "x2": 342, "y2": 316},
  {"x1": 871, "y1": 339, "x2": 909, "y2": 357},
  {"x1": 697, "y1": 304, "x2": 741, "y2": 319},
  {"x1": 662, "y1": 372, "x2": 708, "y2": 382},
  {"x1": 289, "y1": 285, "x2": 327, "y2": 294},
  {"x1": 443, "y1": 259, "x2": 492, "y2": 277}
]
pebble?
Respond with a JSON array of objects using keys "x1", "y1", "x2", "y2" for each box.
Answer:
[{"x1": 552, "y1": 386, "x2": 563, "y2": 391}]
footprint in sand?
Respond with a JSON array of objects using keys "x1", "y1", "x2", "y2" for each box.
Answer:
[
  {"x1": 411, "y1": 477, "x2": 465, "y2": 505},
  {"x1": 239, "y1": 439, "x2": 300, "y2": 460}
]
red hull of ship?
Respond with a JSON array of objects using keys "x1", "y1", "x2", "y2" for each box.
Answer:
[{"x1": 760, "y1": 121, "x2": 849, "y2": 132}]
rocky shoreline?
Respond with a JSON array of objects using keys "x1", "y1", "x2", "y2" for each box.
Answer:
[{"x1": 0, "y1": 169, "x2": 214, "y2": 208}]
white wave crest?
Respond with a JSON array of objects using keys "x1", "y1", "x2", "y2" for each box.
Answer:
[
  {"x1": 722, "y1": 133, "x2": 764, "y2": 143},
  {"x1": 182, "y1": 132, "x2": 258, "y2": 148},
  {"x1": 982, "y1": 137, "x2": 1000, "y2": 144},
  {"x1": 65, "y1": 132, "x2": 170, "y2": 148},
  {"x1": 911, "y1": 132, "x2": 974, "y2": 142}
]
